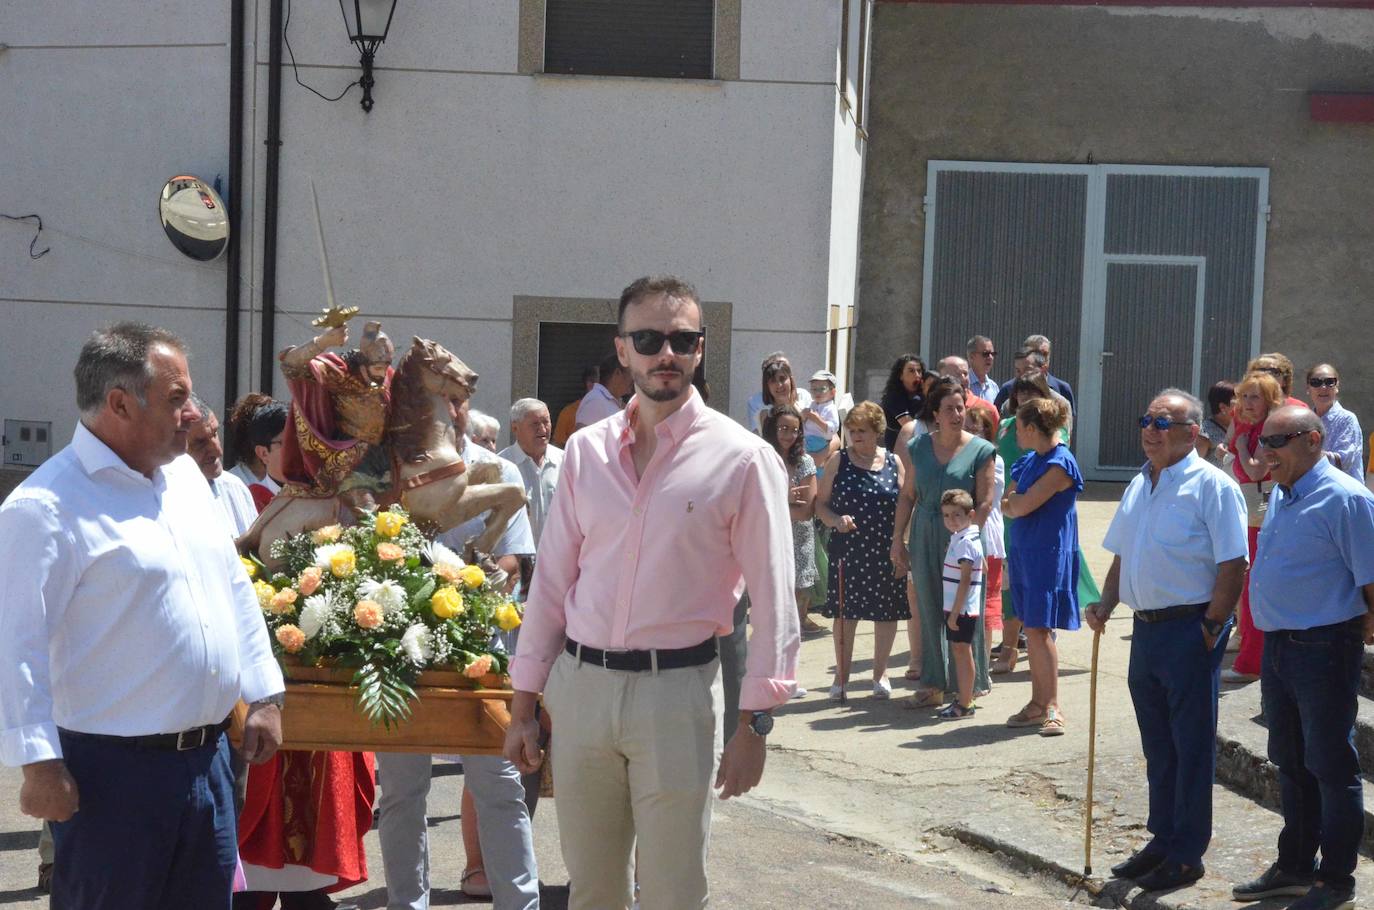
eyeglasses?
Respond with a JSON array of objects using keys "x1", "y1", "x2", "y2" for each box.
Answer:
[
  {"x1": 974, "y1": 350, "x2": 996, "y2": 357},
  {"x1": 1255, "y1": 366, "x2": 1283, "y2": 377},
  {"x1": 620, "y1": 329, "x2": 704, "y2": 356},
  {"x1": 1258, "y1": 431, "x2": 1309, "y2": 449},
  {"x1": 1307, "y1": 376, "x2": 1338, "y2": 388},
  {"x1": 1138, "y1": 415, "x2": 1196, "y2": 431}
]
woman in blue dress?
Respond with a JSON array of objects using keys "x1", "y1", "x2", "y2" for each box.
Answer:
[{"x1": 1001, "y1": 397, "x2": 1083, "y2": 736}]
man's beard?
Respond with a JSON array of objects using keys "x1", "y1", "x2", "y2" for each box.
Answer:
[{"x1": 632, "y1": 365, "x2": 688, "y2": 403}]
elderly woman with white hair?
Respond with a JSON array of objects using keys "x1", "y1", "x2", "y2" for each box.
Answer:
[{"x1": 466, "y1": 409, "x2": 501, "y2": 452}]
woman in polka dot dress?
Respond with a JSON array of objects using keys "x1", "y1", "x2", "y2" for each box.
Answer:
[{"x1": 815, "y1": 401, "x2": 909, "y2": 700}]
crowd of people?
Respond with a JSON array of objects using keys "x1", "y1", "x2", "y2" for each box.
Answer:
[{"x1": 3, "y1": 294, "x2": 1373, "y2": 910}]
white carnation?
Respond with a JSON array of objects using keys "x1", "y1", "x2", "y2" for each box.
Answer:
[
  {"x1": 400, "y1": 623, "x2": 435, "y2": 665},
  {"x1": 314, "y1": 542, "x2": 352, "y2": 569},
  {"x1": 424, "y1": 540, "x2": 465, "y2": 568},
  {"x1": 299, "y1": 594, "x2": 333, "y2": 639},
  {"x1": 358, "y1": 578, "x2": 407, "y2": 615}
]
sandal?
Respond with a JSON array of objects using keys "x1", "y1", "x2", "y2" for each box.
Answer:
[
  {"x1": 937, "y1": 702, "x2": 975, "y2": 720},
  {"x1": 1038, "y1": 708, "x2": 1067, "y2": 737},
  {"x1": 1006, "y1": 703, "x2": 1048, "y2": 728},
  {"x1": 461, "y1": 867, "x2": 492, "y2": 898},
  {"x1": 903, "y1": 668, "x2": 922, "y2": 681},
  {"x1": 990, "y1": 651, "x2": 1017, "y2": 675},
  {"x1": 902, "y1": 688, "x2": 943, "y2": 710}
]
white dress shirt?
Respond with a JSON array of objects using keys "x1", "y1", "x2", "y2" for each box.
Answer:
[
  {"x1": 1102, "y1": 450, "x2": 1249, "y2": 611},
  {"x1": 574, "y1": 383, "x2": 623, "y2": 428},
  {"x1": 0, "y1": 423, "x2": 284, "y2": 766},
  {"x1": 229, "y1": 462, "x2": 279, "y2": 494},
  {"x1": 210, "y1": 470, "x2": 260, "y2": 537},
  {"x1": 969, "y1": 372, "x2": 998, "y2": 403},
  {"x1": 497, "y1": 442, "x2": 564, "y2": 546},
  {"x1": 437, "y1": 439, "x2": 536, "y2": 559}
]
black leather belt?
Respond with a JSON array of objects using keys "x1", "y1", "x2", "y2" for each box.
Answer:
[
  {"x1": 59, "y1": 717, "x2": 231, "y2": 752},
  {"x1": 1133, "y1": 603, "x2": 1209, "y2": 623},
  {"x1": 566, "y1": 637, "x2": 717, "y2": 672}
]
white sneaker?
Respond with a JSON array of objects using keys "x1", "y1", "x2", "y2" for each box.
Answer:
[
  {"x1": 1221, "y1": 667, "x2": 1259, "y2": 684},
  {"x1": 872, "y1": 677, "x2": 892, "y2": 699},
  {"x1": 828, "y1": 682, "x2": 845, "y2": 700},
  {"x1": 791, "y1": 686, "x2": 808, "y2": 699}
]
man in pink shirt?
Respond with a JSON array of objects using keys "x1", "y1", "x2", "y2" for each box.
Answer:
[{"x1": 505, "y1": 275, "x2": 801, "y2": 910}]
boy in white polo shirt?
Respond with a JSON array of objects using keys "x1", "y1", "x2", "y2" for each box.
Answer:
[{"x1": 939, "y1": 489, "x2": 983, "y2": 719}]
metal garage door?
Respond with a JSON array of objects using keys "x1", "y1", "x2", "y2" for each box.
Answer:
[{"x1": 922, "y1": 162, "x2": 1268, "y2": 480}]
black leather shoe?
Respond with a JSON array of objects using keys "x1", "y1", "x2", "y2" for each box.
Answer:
[
  {"x1": 1232, "y1": 863, "x2": 1315, "y2": 901},
  {"x1": 1287, "y1": 883, "x2": 1356, "y2": 910},
  {"x1": 1135, "y1": 861, "x2": 1204, "y2": 892},
  {"x1": 1110, "y1": 849, "x2": 1166, "y2": 879}
]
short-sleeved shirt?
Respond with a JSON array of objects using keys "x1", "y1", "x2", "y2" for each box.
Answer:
[
  {"x1": 1250, "y1": 458, "x2": 1374, "y2": 631},
  {"x1": 804, "y1": 398, "x2": 839, "y2": 441},
  {"x1": 880, "y1": 388, "x2": 925, "y2": 450},
  {"x1": 1101, "y1": 450, "x2": 1249, "y2": 611},
  {"x1": 942, "y1": 526, "x2": 984, "y2": 616}
]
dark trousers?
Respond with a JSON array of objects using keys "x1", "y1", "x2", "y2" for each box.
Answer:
[
  {"x1": 1126, "y1": 609, "x2": 1229, "y2": 866},
  {"x1": 50, "y1": 729, "x2": 237, "y2": 910},
  {"x1": 1262, "y1": 617, "x2": 1365, "y2": 892}
]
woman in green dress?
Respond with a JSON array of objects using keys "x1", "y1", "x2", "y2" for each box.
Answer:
[{"x1": 892, "y1": 379, "x2": 997, "y2": 707}]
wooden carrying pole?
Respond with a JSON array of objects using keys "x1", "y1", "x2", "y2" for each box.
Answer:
[{"x1": 1085, "y1": 629, "x2": 1101, "y2": 876}]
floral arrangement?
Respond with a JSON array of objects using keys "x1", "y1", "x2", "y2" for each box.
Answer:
[{"x1": 243, "y1": 508, "x2": 522, "y2": 727}]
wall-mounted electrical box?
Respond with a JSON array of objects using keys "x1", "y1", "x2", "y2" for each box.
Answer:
[{"x1": 4, "y1": 420, "x2": 53, "y2": 467}]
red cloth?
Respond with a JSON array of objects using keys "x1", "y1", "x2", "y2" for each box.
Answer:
[
  {"x1": 278, "y1": 352, "x2": 392, "y2": 488},
  {"x1": 238, "y1": 483, "x2": 377, "y2": 891},
  {"x1": 249, "y1": 483, "x2": 275, "y2": 513},
  {"x1": 1233, "y1": 525, "x2": 1263, "y2": 676},
  {"x1": 984, "y1": 557, "x2": 1004, "y2": 632},
  {"x1": 964, "y1": 391, "x2": 1001, "y2": 430},
  {"x1": 238, "y1": 750, "x2": 376, "y2": 892}
]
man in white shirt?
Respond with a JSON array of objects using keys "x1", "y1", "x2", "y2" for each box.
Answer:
[
  {"x1": 574, "y1": 352, "x2": 631, "y2": 430},
  {"x1": 966, "y1": 335, "x2": 998, "y2": 403},
  {"x1": 187, "y1": 394, "x2": 259, "y2": 536},
  {"x1": 499, "y1": 398, "x2": 564, "y2": 547},
  {"x1": 1087, "y1": 389, "x2": 1248, "y2": 893},
  {"x1": 375, "y1": 397, "x2": 540, "y2": 910},
  {"x1": 0, "y1": 322, "x2": 284, "y2": 910}
]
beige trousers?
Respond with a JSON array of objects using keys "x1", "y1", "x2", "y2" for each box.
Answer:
[{"x1": 544, "y1": 650, "x2": 723, "y2": 910}]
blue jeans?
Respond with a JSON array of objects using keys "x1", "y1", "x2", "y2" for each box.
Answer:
[
  {"x1": 50, "y1": 729, "x2": 237, "y2": 910},
  {"x1": 1262, "y1": 617, "x2": 1365, "y2": 892},
  {"x1": 1126, "y1": 609, "x2": 1230, "y2": 866}
]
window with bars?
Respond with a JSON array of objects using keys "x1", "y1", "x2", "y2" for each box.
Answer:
[{"x1": 544, "y1": 0, "x2": 715, "y2": 79}]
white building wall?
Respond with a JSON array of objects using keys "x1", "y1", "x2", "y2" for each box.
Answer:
[{"x1": 1, "y1": 0, "x2": 862, "y2": 455}]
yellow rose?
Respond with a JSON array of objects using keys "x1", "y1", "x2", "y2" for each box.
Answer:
[
  {"x1": 240, "y1": 557, "x2": 258, "y2": 579},
  {"x1": 457, "y1": 565, "x2": 486, "y2": 590},
  {"x1": 430, "y1": 586, "x2": 465, "y2": 619},
  {"x1": 311, "y1": 524, "x2": 343, "y2": 544},
  {"x1": 270, "y1": 588, "x2": 298, "y2": 615},
  {"x1": 329, "y1": 547, "x2": 357, "y2": 578},
  {"x1": 253, "y1": 580, "x2": 276, "y2": 609},
  {"x1": 375, "y1": 510, "x2": 408, "y2": 538},
  {"x1": 495, "y1": 602, "x2": 522, "y2": 631},
  {"x1": 275, "y1": 624, "x2": 306, "y2": 653}
]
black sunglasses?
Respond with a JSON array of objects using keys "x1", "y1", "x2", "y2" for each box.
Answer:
[
  {"x1": 1258, "y1": 431, "x2": 1309, "y2": 449},
  {"x1": 1139, "y1": 415, "x2": 1196, "y2": 431},
  {"x1": 1307, "y1": 376, "x2": 1338, "y2": 388},
  {"x1": 620, "y1": 329, "x2": 704, "y2": 356}
]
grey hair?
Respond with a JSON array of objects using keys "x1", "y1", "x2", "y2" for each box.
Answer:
[
  {"x1": 509, "y1": 398, "x2": 548, "y2": 424},
  {"x1": 966, "y1": 335, "x2": 992, "y2": 353},
  {"x1": 466, "y1": 409, "x2": 500, "y2": 440},
  {"x1": 189, "y1": 393, "x2": 216, "y2": 426},
  {"x1": 1023, "y1": 334, "x2": 1051, "y2": 353},
  {"x1": 75, "y1": 322, "x2": 186, "y2": 418},
  {"x1": 1155, "y1": 388, "x2": 1204, "y2": 426}
]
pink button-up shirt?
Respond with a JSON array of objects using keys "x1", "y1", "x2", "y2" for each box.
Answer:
[{"x1": 510, "y1": 389, "x2": 800, "y2": 711}]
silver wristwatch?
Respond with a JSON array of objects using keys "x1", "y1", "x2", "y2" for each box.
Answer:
[{"x1": 251, "y1": 692, "x2": 286, "y2": 708}]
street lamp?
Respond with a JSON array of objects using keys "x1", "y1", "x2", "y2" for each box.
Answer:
[{"x1": 339, "y1": 0, "x2": 398, "y2": 112}]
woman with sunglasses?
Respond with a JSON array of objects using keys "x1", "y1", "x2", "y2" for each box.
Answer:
[
  {"x1": 1306, "y1": 363, "x2": 1364, "y2": 482},
  {"x1": 1224, "y1": 370, "x2": 1285, "y2": 684},
  {"x1": 763, "y1": 405, "x2": 826, "y2": 641}
]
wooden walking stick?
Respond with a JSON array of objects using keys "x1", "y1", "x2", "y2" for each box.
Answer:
[
  {"x1": 1084, "y1": 628, "x2": 1102, "y2": 876},
  {"x1": 837, "y1": 558, "x2": 848, "y2": 706}
]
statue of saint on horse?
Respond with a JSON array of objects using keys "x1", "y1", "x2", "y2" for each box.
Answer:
[{"x1": 238, "y1": 312, "x2": 527, "y2": 570}]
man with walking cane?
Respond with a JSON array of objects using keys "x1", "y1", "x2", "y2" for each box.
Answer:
[{"x1": 1085, "y1": 389, "x2": 1248, "y2": 892}]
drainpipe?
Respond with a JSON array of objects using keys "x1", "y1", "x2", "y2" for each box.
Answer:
[
  {"x1": 259, "y1": 0, "x2": 284, "y2": 394},
  {"x1": 224, "y1": 0, "x2": 245, "y2": 411}
]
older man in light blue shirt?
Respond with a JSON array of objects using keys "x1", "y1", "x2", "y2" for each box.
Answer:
[
  {"x1": 1089, "y1": 389, "x2": 1248, "y2": 892},
  {"x1": 1231, "y1": 406, "x2": 1374, "y2": 910}
]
